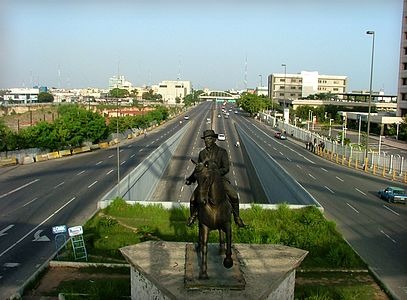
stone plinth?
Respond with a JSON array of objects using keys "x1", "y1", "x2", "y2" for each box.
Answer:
[{"x1": 120, "y1": 241, "x2": 308, "y2": 300}]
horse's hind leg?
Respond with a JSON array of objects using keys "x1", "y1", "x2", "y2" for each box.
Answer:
[
  {"x1": 218, "y1": 229, "x2": 225, "y2": 255},
  {"x1": 223, "y1": 223, "x2": 233, "y2": 269},
  {"x1": 199, "y1": 225, "x2": 209, "y2": 279}
]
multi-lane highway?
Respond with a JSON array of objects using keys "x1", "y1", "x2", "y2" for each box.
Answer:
[
  {"x1": 0, "y1": 111, "x2": 192, "y2": 299},
  {"x1": 1, "y1": 101, "x2": 406, "y2": 299},
  {"x1": 154, "y1": 101, "x2": 407, "y2": 299}
]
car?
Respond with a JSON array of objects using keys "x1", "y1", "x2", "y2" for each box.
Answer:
[
  {"x1": 378, "y1": 187, "x2": 407, "y2": 203},
  {"x1": 218, "y1": 133, "x2": 226, "y2": 141},
  {"x1": 184, "y1": 116, "x2": 189, "y2": 120},
  {"x1": 217, "y1": 114, "x2": 221, "y2": 118},
  {"x1": 206, "y1": 118, "x2": 211, "y2": 123},
  {"x1": 274, "y1": 132, "x2": 287, "y2": 140}
]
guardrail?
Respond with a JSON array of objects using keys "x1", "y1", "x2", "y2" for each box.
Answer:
[{"x1": 259, "y1": 112, "x2": 407, "y2": 183}]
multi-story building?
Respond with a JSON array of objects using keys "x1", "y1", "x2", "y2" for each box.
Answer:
[
  {"x1": 268, "y1": 71, "x2": 347, "y2": 104},
  {"x1": 397, "y1": 0, "x2": 407, "y2": 117},
  {"x1": 3, "y1": 88, "x2": 39, "y2": 104},
  {"x1": 157, "y1": 80, "x2": 191, "y2": 105}
]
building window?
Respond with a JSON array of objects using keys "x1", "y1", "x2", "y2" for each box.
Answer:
[
  {"x1": 333, "y1": 88, "x2": 338, "y2": 91},
  {"x1": 280, "y1": 86, "x2": 285, "y2": 89},
  {"x1": 159, "y1": 85, "x2": 167, "y2": 88},
  {"x1": 404, "y1": 47, "x2": 407, "y2": 55},
  {"x1": 175, "y1": 85, "x2": 182, "y2": 88},
  {"x1": 291, "y1": 86, "x2": 296, "y2": 90},
  {"x1": 280, "y1": 79, "x2": 286, "y2": 82},
  {"x1": 279, "y1": 93, "x2": 284, "y2": 96},
  {"x1": 404, "y1": 63, "x2": 407, "y2": 70},
  {"x1": 403, "y1": 78, "x2": 407, "y2": 85},
  {"x1": 402, "y1": 93, "x2": 407, "y2": 101}
]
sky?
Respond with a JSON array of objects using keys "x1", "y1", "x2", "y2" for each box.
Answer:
[{"x1": 0, "y1": 0, "x2": 403, "y2": 94}]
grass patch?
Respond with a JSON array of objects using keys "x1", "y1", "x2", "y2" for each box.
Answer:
[
  {"x1": 78, "y1": 198, "x2": 365, "y2": 269},
  {"x1": 49, "y1": 278, "x2": 130, "y2": 300}
]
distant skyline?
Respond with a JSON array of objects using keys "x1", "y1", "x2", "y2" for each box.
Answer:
[{"x1": 0, "y1": 0, "x2": 403, "y2": 94}]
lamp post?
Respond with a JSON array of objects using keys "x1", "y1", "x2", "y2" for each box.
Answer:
[
  {"x1": 365, "y1": 30, "x2": 375, "y2": 159},
  {"x1": 281, "y1": 64, "x2": 287, "y2": 108}
]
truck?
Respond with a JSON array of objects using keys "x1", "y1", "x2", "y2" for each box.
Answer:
[{"x1": 378, "y1": 186, "x2": 407, "y2": 204}]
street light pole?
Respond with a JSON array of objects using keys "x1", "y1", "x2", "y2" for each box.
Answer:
[
  {"x1": 365, "y1": 30, "x2": 375, "y2": 160},
  {"x1": 281, "y1": 64, "x2": 287, "y2": 108}
]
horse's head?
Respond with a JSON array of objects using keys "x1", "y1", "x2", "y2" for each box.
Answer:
[{"x1": 191, "y1": 159, "x2": 220, "y2": 205}]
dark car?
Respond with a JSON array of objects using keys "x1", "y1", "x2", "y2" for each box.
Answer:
[
  {"x1": 274, "y1": 132, "x2": 287, "y2": 140},
  {"x1": 378, "y1": 187, "x2": 407, "y2": 203}
]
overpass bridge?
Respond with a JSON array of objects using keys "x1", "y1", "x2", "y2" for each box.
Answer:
[{"x1": 198, "y1": 90, "x2": 239, "y2": 102}]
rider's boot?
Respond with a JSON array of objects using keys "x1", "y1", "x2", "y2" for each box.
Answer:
[
  {"x1": 231, "y1": 202, "x2": 245, "y2": 228},
  {"x1": 187, "y1": 208, "x2": 198, "y2": 227}
]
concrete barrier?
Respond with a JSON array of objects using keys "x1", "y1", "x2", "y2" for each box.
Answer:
[
  {"x1": 0, "y1": 156, "x2": 18, "y2": 167},
  {"x1": 59, "y1": 149, "x2": 72, "y2": 157},
  {"x1": 35, "y1": 154, "x2": 48, "y2": 162},
  {"x1": 47, "y1": 151, "x2": 60, "y2": 160},
  {"x1": 99, "y1": 142, "x2": 109, "y2": 149},
  {"x1": 72, "y1": 146, "x2": 91, "y2": 155},
  {"x1": 21, "y1": 156, "x2": 35, "y2": 164}
]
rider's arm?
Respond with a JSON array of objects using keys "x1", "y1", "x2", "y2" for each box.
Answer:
[{"x1": 219, "y1": 148, "x2": 229, "y2": 176}]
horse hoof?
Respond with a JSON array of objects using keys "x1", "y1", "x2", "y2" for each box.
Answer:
[
  {"x1": 223, "y1": 257, "x2": 233, "y2": 269},
  {"x1": 199, "y1": 272, "x2": 209, "y2": 280}
]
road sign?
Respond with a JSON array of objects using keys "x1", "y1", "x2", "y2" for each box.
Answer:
[
  {"x1": 52, "y1": 225, "x2": 67, "y2": 235},
  {"x1": 68, "y1": 226, "x2": 83, "y2": 237}
]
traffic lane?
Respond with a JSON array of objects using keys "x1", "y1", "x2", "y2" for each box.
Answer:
[{"x1": 238, "y1": 125, "x2": 316, "y2": 205}]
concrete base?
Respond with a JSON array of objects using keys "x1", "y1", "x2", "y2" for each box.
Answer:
[{"x1": 120, "y1": 241, "x2": 308, "y2": 300}]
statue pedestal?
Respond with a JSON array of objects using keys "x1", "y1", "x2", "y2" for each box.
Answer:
[{"x1": 120, "y1": 241, "x2": 308, "y2": 300}]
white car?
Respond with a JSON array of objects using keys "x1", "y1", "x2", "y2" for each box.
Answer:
[{"x1": 218, "y1": 133, "x2": 226, "y2": 141}]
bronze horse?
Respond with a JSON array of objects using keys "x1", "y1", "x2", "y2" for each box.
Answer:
[{"x1": 191, "y1": 159, "x2": 233, "y2": 279}]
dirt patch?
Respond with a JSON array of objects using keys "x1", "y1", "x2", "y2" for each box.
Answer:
[{"x1": 24, "y1": 266, "x2": 129, "y2": 298}]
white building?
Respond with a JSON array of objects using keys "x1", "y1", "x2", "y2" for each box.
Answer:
[
  {"x1": 157, "y1": 80, "x2": 192, "y2": 105},
  {"x1": 109, "y1": 75, "x2": 133, "y2": 90},
  {"x1": 268, "y1": 71, "x2": 347, "y2": 103},
  {"x1": 3, "y1": 88, "x2": 39, "y2": 104}
]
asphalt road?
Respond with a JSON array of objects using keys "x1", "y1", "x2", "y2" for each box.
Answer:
[
  {"x1": 0, "y1": 110, "x2": 193, "y2": 299},
  {"x1": 152, "y1": 102, "x2": 407, "y2": 298}
]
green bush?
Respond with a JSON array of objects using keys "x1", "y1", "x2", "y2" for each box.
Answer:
[{"x1": 82, "y1": 200, "x2": 366, "y2": 269}]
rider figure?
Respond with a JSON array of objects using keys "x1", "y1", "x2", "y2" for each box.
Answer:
[{"x1": 185, "y1": 129, "x2": 245, "y2": 227}]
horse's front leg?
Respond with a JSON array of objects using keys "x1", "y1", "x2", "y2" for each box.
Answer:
[
  {"x1": 223, "y1": 223, "x2": 233, "y2": 269},
  {"x1": 199, "y1": 224, "x2": 209, "y2": 279},
  {"x1": 218, "y1": 229, "x2": 225, "y2": 255}
]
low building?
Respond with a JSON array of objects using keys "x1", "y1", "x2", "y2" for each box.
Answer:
[{"x1": 3, "y1": 88, "x2": 39, "y2": 104}]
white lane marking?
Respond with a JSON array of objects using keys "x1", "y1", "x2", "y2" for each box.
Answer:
[
  {"x1": 119, "y1": 149, "x2": 124, "y2": 153},
  {"x1": 324, "y1": 186, "x2": 335, "y2": 194},
  {"x1": 308, "y1": 173, "x2": 316, "y2": 180},
  {"x1": 130, "y1": 154, "x2": 135, "y2": 158},
  {"x1": 273, "y1": 147, "x2": 277, "y2": 151},
  {"x1": 336, "y1": 176, "x2": 344, "y2": 182},
  {"x1": 23, "y1": 197, "x2": 38, "y2": 207},
  {"x1": 139, "y1": 149, "x2": 143, "y2": 152},
  {"x1": 108, "y1": 155, "x2": 114, "y2": 158},
  {"x1": 88, "y1": 181, "x2": 98, "y2": 188},
  {"x1": 346, "y1": 203, "x2": 359, "y2": 213},
  {"x1": 235, "y1": 180, "x2": 238, "y2": 185},
  {"x1": 279, "y1": 151, "x2": 284, "y2": 156},
  {"x1": 3, "y1": 263, "x2": 20, "y2": 268},
  {"x1": 0, "y1": 179, "x2": 40, "y2": 199},
  {"x1": 0, "y1": 225, "x2": 15, "y2": 237},
  {"x1": 32, "y1": 230, "x2": 51, "y2": 242},
  {"x1": 355, "y1": 188, "x2": 366, "y2": 196},
  {"x1": 383, "y1": 205, "x2": 400, "y2": 216},
  {"x1": 321, "y1": 168, "x2": 328, "y2": 172},
  {"x1": 128, "y1": 145, "x2": 132, "y2": 148},
  {"x1": 76, "y1": 170, "x2": 85, "y2": 175},
  {"x1": 106, "y1": 169, "x2": 114, "y2": 175},
  {"x1": 0, "y1": 197, "x2": 76, "y2": 257},
  {"x1": 180, "y1": 186, "x2": 184, "y2": 193},
  {"x1": 96, "y1": 161, "x2": 103, "y2": 165},
  {"x1": 286, "y1": 157, "x2": 292, "y2": 162},
  {"x1": 380, "y1": 230, "x2": 396, "y2": 243},
  {"x1": 232, "y1": 170, "x2": 236, "y2": 175},
  {"x1": 296, "y1": 164, "x2": 302, "y2": 169},
  {"x1": 54, "y1": 182, "x2": 65, "y2": 189},
  {"x1": 120, "y1": 161, "x2": 126, "y2": 165}
]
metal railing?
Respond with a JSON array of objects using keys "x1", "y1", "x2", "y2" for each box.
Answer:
[{"x1": 259, "y1": 112, "x2": 406, "y2": 182}]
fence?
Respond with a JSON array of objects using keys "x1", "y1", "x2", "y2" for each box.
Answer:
[{"x1": 259, "y1": 112, "x2": 406, "y2": 182}]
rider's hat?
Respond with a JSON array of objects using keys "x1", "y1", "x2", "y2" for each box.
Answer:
[{"x1": 201, "y1": 129, "x2": 218, "y2": 139}]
